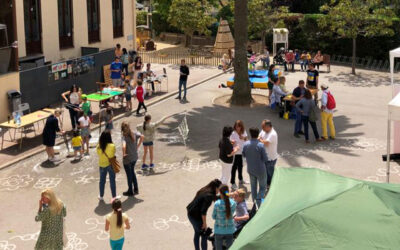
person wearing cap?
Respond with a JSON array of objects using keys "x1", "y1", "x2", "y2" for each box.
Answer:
[
  {"x1": 42, "y1": 109, "x2": 65, "y2": 162},
  {"x1": 320, "y1": 84, "x2": 336, "y2": 140},
  {"x1": 110, "y1": 57, "x2": 123, "y2": 87}
]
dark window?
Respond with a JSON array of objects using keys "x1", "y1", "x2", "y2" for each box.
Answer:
[
  {"x1": 23, "y1": 0, "x2": 42, "y2": 55},
  {"x1": 112, "y1": 0, "x2": 123, "y2": 38},
  {"x1": 87, "y1": 0, "x2": 100, "y2": 43},
  {"x1": 0, "y1": 0, "x2": 19, "y2": 73},
  {"x1": 58, "y1": 0, "x2": 73, "y2": 49}
]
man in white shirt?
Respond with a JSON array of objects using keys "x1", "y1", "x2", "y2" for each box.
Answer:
[
  {"x1": 259, "y1": 120, "x2": 278, "y2": 186},
  {"x1": 320, "y1": 84, "x2": 336, "y2": 140}
]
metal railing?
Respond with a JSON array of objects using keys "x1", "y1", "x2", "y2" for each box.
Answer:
[
  {"x1": 138, "y1": 50, "x2": 225, "y2": 66},
  {"x1": 330, "y1": 54, "x2": 399, "y2": 72}
]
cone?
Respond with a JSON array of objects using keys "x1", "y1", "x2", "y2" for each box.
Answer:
[{"x1": 214, "y1": 19, "x2": 234, "y2": 54}]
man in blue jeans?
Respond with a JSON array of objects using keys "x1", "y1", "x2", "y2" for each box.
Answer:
[
  {"x1": 292, "y1": 80, "x2": 306, "y2": 137},
  {"x1": 259, "y1": 120, "x2": 279, "y2": 187},
  {"x1": 243, "y1": 127, "x2": 268, "y2": 207},
  {"x1": 176, "y1": 59, "x2": 189, "y2": 102}
]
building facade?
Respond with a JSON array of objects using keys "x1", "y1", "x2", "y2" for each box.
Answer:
[{"x1": 16, "y1": 0, "x2": 137, "y2": 63}]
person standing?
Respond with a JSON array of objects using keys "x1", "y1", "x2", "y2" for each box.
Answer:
[
  {"x1": 212, "y1": 185, "x2": 236, "y2": 250},
  {"x1": 133, "y1": 56, "x2": 143, "y2": 86},
  {"x1": 42, "y1": 109, "x2": 64, "y2": 162},
  {"x1": 261, "y1": 46, "x2": 270, "y2": 69},
  {"x1": 115, "y1": 44, "x2": 123, "y2": 58},
  {"x1": 61, "y1": 84, "x2": 81, "y2": 130},
  {"x1": 259, "y1": 120, "x2": 278, "y2": 187},
  {"x1": 110, "y1": 57, "x2": 123, "y2": 87},
  {"x1": 134, "y1": 80, "x2": 147, "y2": 116},
  {"x1": 96, "y1": 131, "x2": 119, "y2": 201},
  {"x1": 268, "y1": 64, "x2": 278, "y2": 103},
  {"x1": 242, "y1": 127, "x2": 268, "y2": 207},
  {"x1": 121, "y1": 122, "x2": 143, "y2": 196},
  {"x1": 78, "y1": 112, "x2": 91, "y2": 155},
  {"x1": 296, "y1": 90, "x2": 323, "y2": 143},
  {"x1": 105, "y1": 199, "x2": 131, "y2": 250},
  {"x1": 306, "y1": 63, "x2": 319, "y2": 102},
  {"x1": 35, "y1": 189, "x2": 66, "y2": 250},
  {"x1": 187, "y1": 179, "x2": 221, "y2": 250},
  {"x1": 176, "y1": 59, "x2": 189, "y2": 102},
  {"x1": 230, "y1": 120, "x2": 248, "y2": 189},
  {"x1": 219, "y1": 126, "x2": 238, "y2": 185},
  {"x1": 320, "y1": 84, "x2": 336, "y2": 140},
  {"x1": 121, "y1": 48, "x2": 130, "y2": 75},
  {"x1": 292, "y1": 80, "x2": 306, "y2": 137}
]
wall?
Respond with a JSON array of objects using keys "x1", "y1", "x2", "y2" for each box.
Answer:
[
  {"x1": 0, "y1": 72, "x2": 20, "y2": 122},
  {"x1": 15, "y1": 0, "x2": 136, "y2": 62},
  {"x1": 19, "y1": 49, "x2": 114, "y2": 112}
]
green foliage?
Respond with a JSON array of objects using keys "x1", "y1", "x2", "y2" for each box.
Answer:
[
  {"x1": 168, "y1": 0, "x2": 215, "y2": 37},
  {"x1": 136, "y1": 11, "x2": 148, "y2": 26},
  {"x1": 319, "y1": 0, "x2": 396, "y2": 39}
]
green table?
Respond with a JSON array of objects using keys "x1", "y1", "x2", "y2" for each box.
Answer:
[{"x1": 86, "y1": 90, "x2": 124, "y2": 102}]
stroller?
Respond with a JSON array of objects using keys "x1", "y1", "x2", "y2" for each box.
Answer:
[
  {"x1": 208, "y1": 203, "x2": 258, "y2": 250},
  {"x1": 273, "y1": 47, "x2": 286, "y2": 65}
]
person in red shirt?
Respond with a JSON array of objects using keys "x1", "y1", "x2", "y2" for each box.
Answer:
[
  {"x1": 284, "y1": 50, "x2": 295, "y2": 72},
  {"x1": 134, "y1": 80, "x2": 147, "y2": 116}
]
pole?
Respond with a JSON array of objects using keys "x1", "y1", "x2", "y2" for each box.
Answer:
[{"x1": 387, "y1": 116, "x2": 391, "y2": 183}]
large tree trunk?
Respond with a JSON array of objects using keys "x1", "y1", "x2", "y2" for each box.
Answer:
[
  {"x1": 352, "y1": 37, "x2": 356, "y2": 75},
  {"x1": 230, "y1": 0, "x2": 251, "y2": 106}
]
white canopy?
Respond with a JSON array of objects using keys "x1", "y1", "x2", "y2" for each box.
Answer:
[{"x1": 386, "y1": 47, "x2": 400, "y2": 182}]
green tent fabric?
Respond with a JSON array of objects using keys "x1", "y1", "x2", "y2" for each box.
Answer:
[{"x1": 231, "y1": 167, "x2": 400, "y2": 250}]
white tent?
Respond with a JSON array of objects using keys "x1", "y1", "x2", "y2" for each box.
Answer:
[{"x1": 386, "y1": 48, "x2": 400, "y2": 182}]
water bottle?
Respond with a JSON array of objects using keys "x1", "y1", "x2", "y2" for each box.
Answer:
[{"x1": 16, "y1": 112, "x2": 21, "y2": 126}]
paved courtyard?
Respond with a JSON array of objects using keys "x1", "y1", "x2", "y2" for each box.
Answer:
[{"x1": 0, "y1": 65, "x2": 399, "y2": 250}]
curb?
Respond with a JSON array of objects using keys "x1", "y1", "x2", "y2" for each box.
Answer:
[{"x1": 0, "y1": 69, "x2": 230, "y2": 171}]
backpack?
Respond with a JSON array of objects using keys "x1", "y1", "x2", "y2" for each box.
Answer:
[{"x1": 326, "y1": 91, "x2": 336, "y2": 110}]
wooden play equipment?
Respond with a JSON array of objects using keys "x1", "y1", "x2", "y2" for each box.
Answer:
[
  {"x1": 214, "y1": 19, "x2": 234, "y2": 54},
  {"x1": 273, "y1": 28, "x2": 289, "y2": 56}
]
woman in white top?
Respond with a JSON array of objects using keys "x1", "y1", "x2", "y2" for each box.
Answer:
[
  {"x1": 230, "y1": 120, "x2": 248, "y2": 189},
  {"x1": 61, "y1": 84, "x2": 81, "y2": 130}
]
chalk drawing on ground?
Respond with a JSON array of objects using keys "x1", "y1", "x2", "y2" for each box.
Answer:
[
  {"x1": 152, "y1": 215, "x2": 190, "y2": 231},
  {"x1": 33, "y1": 177, "x2": 62, "y2": 189},
  {"x1": 0, "y1": 240, "x2": 16, "y2": 250},
  {"x1": 0, "y1": 175, "x2": 34, "y2": 191}
]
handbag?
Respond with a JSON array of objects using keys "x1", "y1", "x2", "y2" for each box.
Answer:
[{"x1": 104, "y1": 151, "x2": 121, "y2": 173}]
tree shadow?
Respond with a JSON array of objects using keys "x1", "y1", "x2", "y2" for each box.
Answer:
[
  {"x1": 325, "y1": 71, "x2": 392, "y2": 87},
  {"x1": 157, "y1": 104, "x2": 365, "y2": 168}
]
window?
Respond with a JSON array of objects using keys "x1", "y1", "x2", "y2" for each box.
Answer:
[
  {"x1": 58, "y1": 0, "x2": 73, "y2": 49},
  {"x1": 23, "y1": 0, "x2": 42, "y2": 55},
  {"x1": 112, "y1": 0, "x2": 123, "y2": 38},
  {"x1": 87, "y1": 0, "x2": 100, "y2": 43},
  {"x1": 0, "y1": 0, "x2": 19, "y2": 72}
]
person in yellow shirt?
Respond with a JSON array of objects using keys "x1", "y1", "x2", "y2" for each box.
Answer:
[
  {"x1": 96, "y1": 131, "x2": 118, "y2": 201},
  {"x1": 105, "y1": 199, "x2": 130, "y2": 250},
  {"x1": 71, "y1": 130, "x2": 83, "y2": 160}
]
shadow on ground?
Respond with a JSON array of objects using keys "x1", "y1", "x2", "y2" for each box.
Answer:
[{"x1": 326, "y1": 71, "x2": 391, "y2": 87}]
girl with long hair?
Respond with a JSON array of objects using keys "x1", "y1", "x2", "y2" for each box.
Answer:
[
  {"x1": 187, "y1": 179, "x2": 222, "y2": 250},
  {"x1": 137, "y1": 114, "x2": 170, "y2": 171},
  {"x1": 219, "y1": 126, "x2": 238, "y2": 185},
  {"x1": 296, "y1": 89, "x2": 323, "y2": 143},
  {"x1": 96, "y1": 131, "x2": 118, "y2": 201},
  {"x1": 230, "y1": 120, "x2": 247, "y2": 189},
  {"x1": 121, "y1": 122, "x2": 143, "y2": 196},
  {"x1": 35, "y1": 189, "x2": 66, "y2": 250},
  {"x1": 268, "y1": 64, "x2": 278, "y2": 103},
  {"x1": 212, "y1": 185, "x2": 236, "y2": 250},
  {"x1": 61, "y1": 84, "x2": 81, "y2": 130},
  {"x1": 105, "y1": 199, "x2": 131, "y2": 250},
  {"x1": 121, "y1": 48, "x2": 129, "y2": 75},
  {"x1": 133, "y1": 56, "x2": 143, "y2": 86}
]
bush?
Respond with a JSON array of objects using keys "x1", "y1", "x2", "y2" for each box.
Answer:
[{"x1": 137, "y1": 11, "x2": 147, "y2": 26}]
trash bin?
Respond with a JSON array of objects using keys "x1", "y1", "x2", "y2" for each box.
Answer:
[{"x1": 7, "y1": 90, "x2": 21, "y2": 113}]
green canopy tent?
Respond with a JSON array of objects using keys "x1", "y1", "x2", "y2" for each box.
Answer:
[{"x1": 231, "y1": 168, "x2": 400, "y2": 250}]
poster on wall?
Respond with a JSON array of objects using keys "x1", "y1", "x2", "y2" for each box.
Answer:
[{"x1": 47, "y1": 55, "x2": 95, "y2": 82}]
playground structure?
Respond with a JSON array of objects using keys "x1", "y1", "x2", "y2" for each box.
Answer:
[
  {"x1": 272, "y1": 28, "x2": 289, "y2": 56},
  {"x1": 226, "y1": 69, "x2": 280, "y2": 89}
]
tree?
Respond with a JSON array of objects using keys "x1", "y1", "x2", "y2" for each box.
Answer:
[
  {"x1": 320, "y1": 0, "x2": 395, "y2": 74},
  {"x1": 168, "y1": 0, "x2": 215, "y2": 46},
  {"x1": 230, "y1": 0, "x2": 252, "y2": 106},
  {"x1": 248, "y1": 0, "x2": 289, "y2": 50}
]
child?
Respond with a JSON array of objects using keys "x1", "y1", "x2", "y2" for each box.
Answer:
[
  {"x1": 71, "y1": 130, "x2": 83, "y2": 160},
  {"x1": 145, "y1": 63, "x2": 156, "y2": 93},
  {"x1": 105, "y1": 199, "x2": 131, "y2": 250},
  {"x1": 212, "y1": 185, "x2": 236, "y2": 250},
  {"x1": 124, "y1": 79, "x2": 133, "y2": 111},
  {"x1": 279, "y1": 76, "x2": 288, "y2": 93},
  {"x1": 137, "y1": 114, "x2": 170, "y2": 171},
  {"x1": 78, "y1": 112, "x2": 91, "y2": 155},
  {"x1": 134, "y1": 80, "x2": 147, "y2": 116},
  {"x1": 105, "y1": 107, "x2": 114, "y2": 131},
  {"x1": 232, "y1": 189, "x2": 249, "y2": 231},
  {"x1": 80, "y1": 94, "x2": 92, "y2": 122}
]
